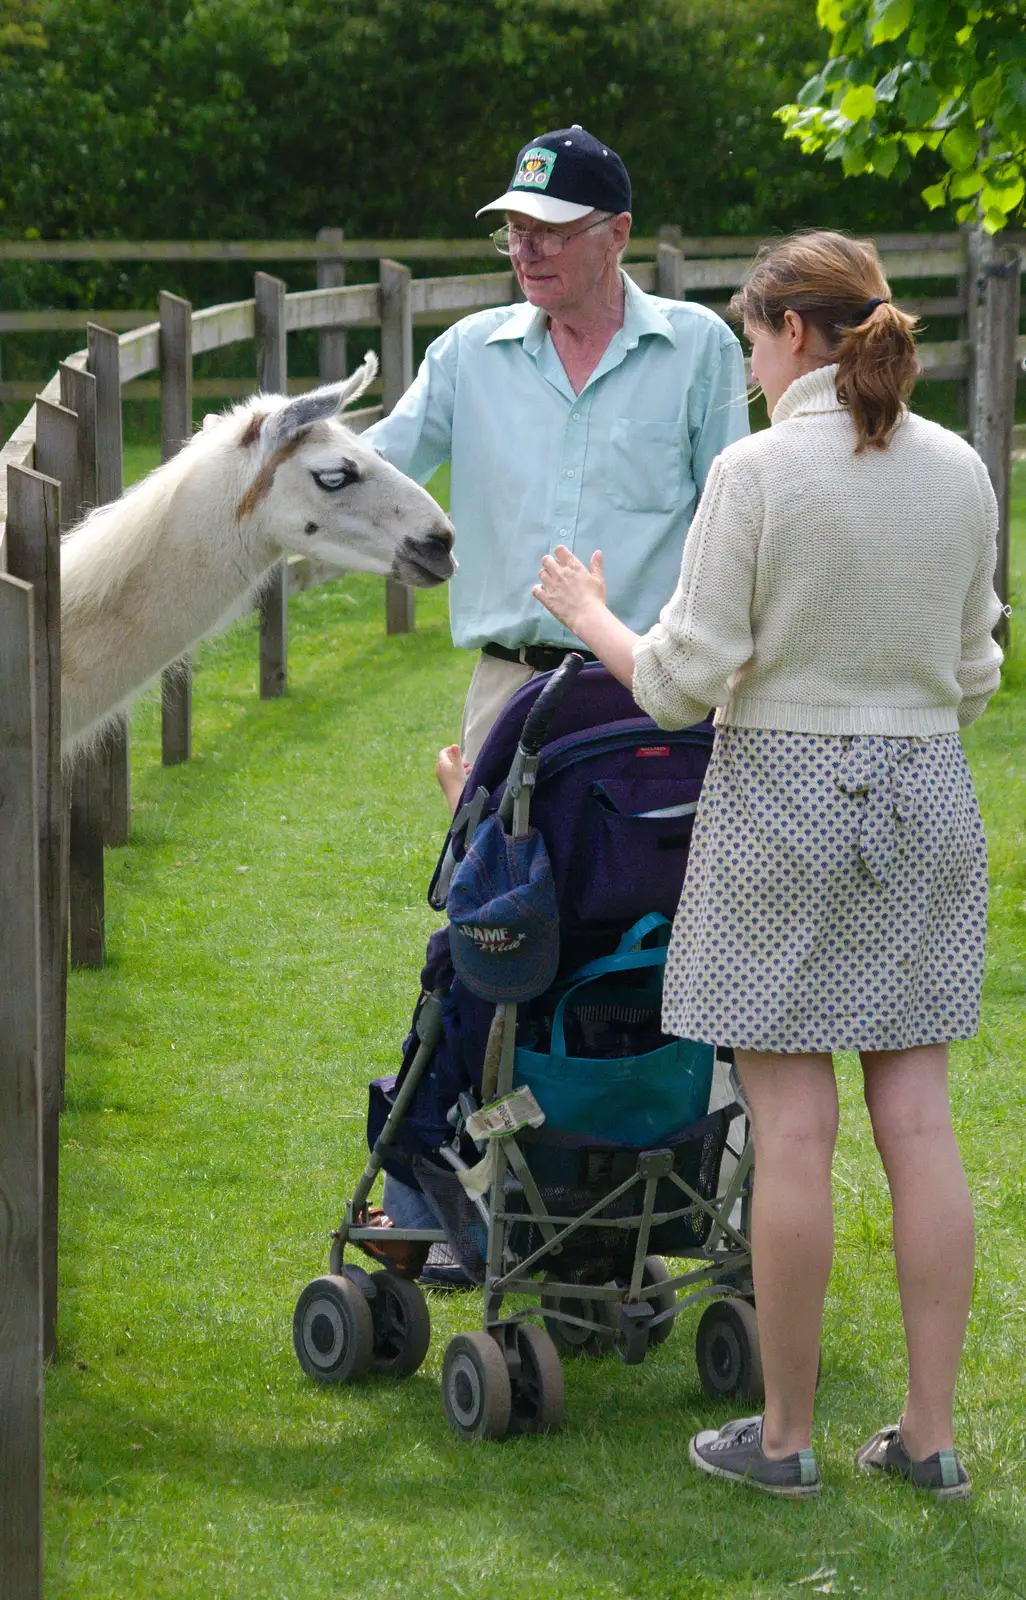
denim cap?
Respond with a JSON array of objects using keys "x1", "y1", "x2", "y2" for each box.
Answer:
[{"x1": 447, "y1": 814, "x2": 560, "y2": 1003}]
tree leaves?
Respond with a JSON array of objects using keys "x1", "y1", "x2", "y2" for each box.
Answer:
[
  {"x1": 941, "y1": 124, "x2": 979, "y2": 171},
  {"x1": 840, "y1": 82, "x2": 878, "y2": 120},
  {"x1": 0, "y1": 0, "x2": 948, "y2": 266},
  {"x1": 869, "y1": 0, "x2": 912, "y2": 46},
  {"x1": 777, "y1": 0, "x2": 1026, "y2": 231}
]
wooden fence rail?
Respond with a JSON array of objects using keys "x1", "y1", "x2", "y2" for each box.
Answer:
[
  {"x1": 4, "y1": 227, "x2": 1024, "y2": 399},
  {"x1": 1, "y1": 227, "x2": 1023, "y2": 262}
]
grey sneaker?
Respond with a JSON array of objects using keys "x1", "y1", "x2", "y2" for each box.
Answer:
[
  {"x1": 855, "y1": 1424, "x2": 971, "y2": 1500},
  {"x1": 690, "y1": 1415, "x2": 821, "y2": 1497}
]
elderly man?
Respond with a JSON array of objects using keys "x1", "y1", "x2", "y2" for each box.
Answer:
[
  {"x1": 366, "y1": 125, "x2": 749, "y2": 765},
  {"x1": 360, "y1": 128, "x2": 748, "y2": 1285}
]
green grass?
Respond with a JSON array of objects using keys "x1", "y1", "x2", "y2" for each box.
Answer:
[{"x1": 46, "y1": 461, "x2": 1026, "y2": 1599}]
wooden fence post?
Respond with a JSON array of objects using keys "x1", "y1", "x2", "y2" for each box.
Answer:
[
  {"x1": 656, "y1": 241, "x2": 685, "y2": 301},
  {"x1": 87, "y1": 323, "x2": 131, "y2": 846},
  {"x1": 35, "y1": 397, "x2": 79, "y2": 525},
  {"x1": 59, "y1": 363, "x2": 96, "y2": 511},
  {"x1": 159, "y1": 292, "x2": 193, "y2": 763},
  {"x1": 317, "y1": 227, "x2": 348, "y2": 382},
  {"x1": 59, "y1": 365, "x2": 106, "y2": 971},
  {"x1": 380, "y1": 258, "x2": 415, "y2": 635},
  {"x1": 4, "y1": 464, "x2": 63, "y2": 1364},
  {"x1": 968, "y1": 227, "x2": 1020, "y2": 646},
  {"x1": 0, "y1": 573, "x2": 44, "y2": 1600},
  {"x1": 28, "y1": 399, "x2": 75, "y2": 1323},
  {"x1": 255, "y1": 272, "x2": 289, "y2": 699}
]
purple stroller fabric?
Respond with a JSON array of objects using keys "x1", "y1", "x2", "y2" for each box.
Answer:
[
  {"x1": 429, "y1": 664, "x2": 714, "y2": 952},
  {"x1": 370, "y1": 667, "x2": 716, "y2": 1185},
  {"x1": 465, "y1": 663, "x2": 653, "y2": 796}
]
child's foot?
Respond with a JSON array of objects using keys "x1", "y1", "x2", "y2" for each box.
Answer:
[{"x1": 436, "y1": 744, "x2": 471, "y2": 814}]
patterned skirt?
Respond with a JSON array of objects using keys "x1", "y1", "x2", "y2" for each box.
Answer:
[{"x1": 662, "y1": 728, "x2": 989, "y2": 1053}]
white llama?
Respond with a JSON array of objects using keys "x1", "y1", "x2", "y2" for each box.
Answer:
[{"x1": 61, "y1": 354, "x2": 455, "y2": 757}]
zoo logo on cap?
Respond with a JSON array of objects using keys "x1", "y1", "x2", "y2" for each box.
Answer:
[{"x1": 513, "y1": 147, "x2": 557, "y2": 191}]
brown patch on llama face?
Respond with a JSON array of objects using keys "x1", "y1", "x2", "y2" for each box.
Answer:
[
  {"x1": 233, "y1": 430, "x2": 309, "y2": 522},
  {"x1": 238, "y1": 412, "x2": 265, "y2": 448}
]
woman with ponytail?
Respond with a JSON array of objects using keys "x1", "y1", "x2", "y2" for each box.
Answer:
[{"x1": 534, "y1": 230, "x2": 1003, "y2": 1499}]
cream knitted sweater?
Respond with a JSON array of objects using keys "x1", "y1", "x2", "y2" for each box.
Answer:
[{"x1": 631, "y1": 364, "x2": 1004, "y2": 735}]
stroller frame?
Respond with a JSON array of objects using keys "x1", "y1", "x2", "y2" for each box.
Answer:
[{"x1": 295, "y1": 658, "x2": 762, "y2": 1440}]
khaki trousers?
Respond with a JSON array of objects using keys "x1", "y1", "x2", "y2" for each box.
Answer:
[{"x1": 460, "y1": 652, "x2": 541, "y2": 767}]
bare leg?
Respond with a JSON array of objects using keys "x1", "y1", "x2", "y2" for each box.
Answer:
[
  {"x1": 436, "y1": 743, "x2": 470, "y2": 815},
  {"x1": 735, "y1": 1050, "x2": 838, "y2": 1458},
  {"x1": 860, "y1": 1044, "x2": 974, "y2": 1460}
]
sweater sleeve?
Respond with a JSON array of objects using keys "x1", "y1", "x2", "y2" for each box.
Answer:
[
  {"x1": 957, "y1": 457, "x2": 1004, "y2": 728},
  {"x1": 631, "y1": 453, "x2": 759, "y2": 729}
]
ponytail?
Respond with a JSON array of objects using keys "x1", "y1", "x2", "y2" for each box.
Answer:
[
  {"x1": 730, "y1": 231, "x2": 921, "y2": 453},
  {"x1": 835, "y1": 299, "x2": 920, "y2": 452}
]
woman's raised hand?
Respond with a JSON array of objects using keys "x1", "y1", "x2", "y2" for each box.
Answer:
[{"x1": 533, "y1": 545, "x2": 607, "y2": 635}]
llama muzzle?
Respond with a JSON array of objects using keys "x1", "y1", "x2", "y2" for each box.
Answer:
[{"x1": 392, "y1": 526, "x2": 457, "y2": 587}]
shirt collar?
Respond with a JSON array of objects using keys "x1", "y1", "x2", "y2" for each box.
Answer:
[
  {"x1": 484, "y1": 271, "x2": 678, "y2": 354},
  {"x1": 771, "y1": 363, "x2": 845, "y2": 426},
  {"x1": 621, "y1": 272, "x2": 677, "y2": 349}
]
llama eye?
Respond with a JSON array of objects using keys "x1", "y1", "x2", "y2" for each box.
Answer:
[{"x1": 312, "y1": 466, "x2": 358, "y2": 492}]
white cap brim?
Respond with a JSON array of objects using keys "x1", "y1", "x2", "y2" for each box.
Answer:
[{"x1": 475, "y1": 191, "x2": 594, "y2": 223}]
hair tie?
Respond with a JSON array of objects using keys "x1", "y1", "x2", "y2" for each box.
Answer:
[{"x1": 855, "y1": 296, "x2": 886, "y2": 323}]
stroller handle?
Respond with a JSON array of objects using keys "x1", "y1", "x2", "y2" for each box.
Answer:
[{"x1": 519, "y1": 652, "x2": 586, "y2": 756}]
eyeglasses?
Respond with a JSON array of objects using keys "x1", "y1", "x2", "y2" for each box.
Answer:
[{"x1": 490, "y1": 216, "x2": 612, "y2": 259}]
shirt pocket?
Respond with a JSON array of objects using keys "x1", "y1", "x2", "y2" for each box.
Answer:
[{"x1": 604, "y1": 419, "x2": 683, "y2": 514}]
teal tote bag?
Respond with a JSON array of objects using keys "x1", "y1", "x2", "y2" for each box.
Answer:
[{"x1": 513, "y1": 914, "x2": 714, "y2": 1146}]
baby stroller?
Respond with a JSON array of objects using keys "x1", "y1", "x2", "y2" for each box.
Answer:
[{"x1": 293, "y1": 657, "x2": 761, "y2": 1440}]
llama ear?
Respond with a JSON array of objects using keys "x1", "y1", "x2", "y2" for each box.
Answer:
[
  {"x1": 267, "y1": 352, "x2": 379, "y2": 449},
  {"x1": 333, "y1": 351, "x2": 379, "y2": 412}
]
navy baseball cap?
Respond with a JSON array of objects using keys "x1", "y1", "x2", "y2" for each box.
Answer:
[
  {"x1": 476, "y1": 125, "x2": 631, "y2": 224},
  {"x1": 447, "y1": 814, "x2": 560, "y2": 1004}
]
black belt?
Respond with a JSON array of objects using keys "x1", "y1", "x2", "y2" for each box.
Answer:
[{"x1": 482, "y1": 641, "x2": 596, "y2": 672}]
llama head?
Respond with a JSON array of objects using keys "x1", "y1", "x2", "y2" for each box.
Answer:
[{"x1": 228, "y1": 354, "x2": 456, "y2": 586}]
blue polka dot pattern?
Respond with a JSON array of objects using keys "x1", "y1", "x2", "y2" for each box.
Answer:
[{"x1": 663, "y1": 729, "x2": 988, "y2": 1053}]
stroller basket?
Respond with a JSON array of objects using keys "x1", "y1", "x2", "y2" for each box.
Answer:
[{"x1": 414, "y1": 1105, "x2": 730, "y2": 1283}]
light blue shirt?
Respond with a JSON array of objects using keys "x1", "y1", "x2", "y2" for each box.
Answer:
[{"x1": 365, "y1": 273, "x2": 749, "y2": 651}]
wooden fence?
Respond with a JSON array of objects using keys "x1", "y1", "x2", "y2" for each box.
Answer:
[
  {"x1": 0, "y1": 228, "x2": 1022, "y2": 1598},
  {"x1": 2, "y1": 225, "x2": 1024, "y2": 396}
]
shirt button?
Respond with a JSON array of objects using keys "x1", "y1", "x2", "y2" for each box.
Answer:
[
  {"x1": 558, "y1": 528, "x2": 568, "y2": 537},
  {"x1": 572, "y1": 412, "x2": 581, "y2": 421},
  {"x1": 566, "y1": 469, "x2": 575, "y2": 478}
]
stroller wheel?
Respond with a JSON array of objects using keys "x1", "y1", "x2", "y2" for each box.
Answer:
[
  {"x1": 293, "y1": 1274, "x2": 374, "y2": 1385},
  {"x1": 442, "y1": 1332, "x2": 512, "y2": 1442},
  {"x1": 640, "y1": 1256, "x2": 677, "y2": 1348},
  {"x1": 368, "y1": 1271, "x2": 431, "y2": 1378},
  {"x1": 508, "y1": 1324, "x2": 565, "y2": 1435},
  {"x1": 541, "y1": 1274, "x2": 617, "y2": 1359},
  {"x1": 695, "y1": 1298, "x2": 764, "y2": 1404}
]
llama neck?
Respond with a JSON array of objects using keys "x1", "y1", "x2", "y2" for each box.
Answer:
[{"x1": 60, "y1": 459, "x2": 279, "y2": 755}]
